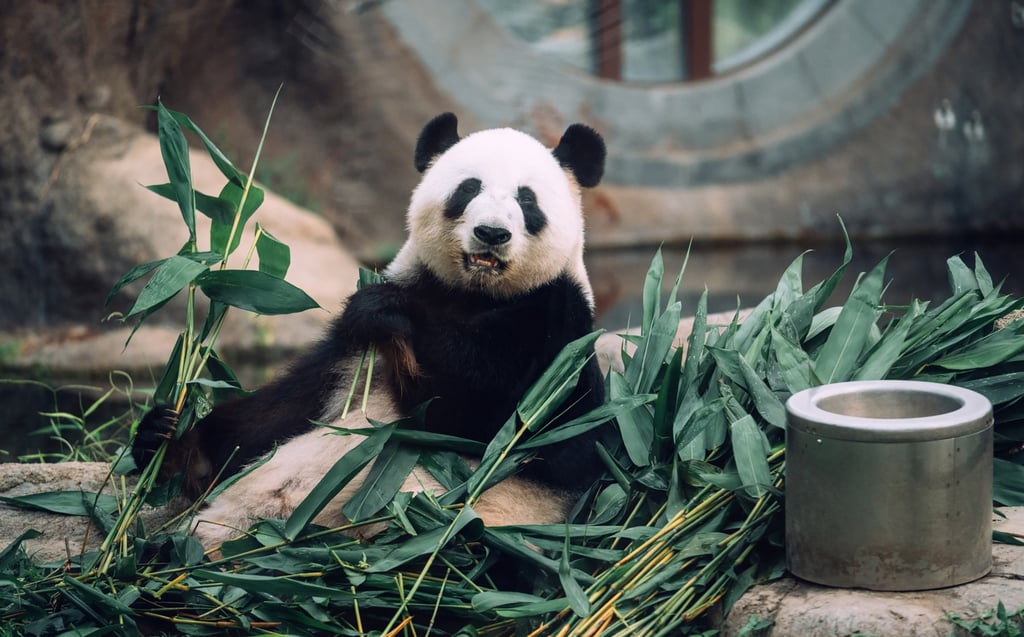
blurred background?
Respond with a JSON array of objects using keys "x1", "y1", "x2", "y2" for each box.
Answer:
[{"x1": 0, "y1": 0, "x2": 1022, "y2": 454}]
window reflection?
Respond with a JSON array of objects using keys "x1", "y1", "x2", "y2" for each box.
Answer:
[{"x1": 476, "y1": 0, "x2": 831, "y2": 82}]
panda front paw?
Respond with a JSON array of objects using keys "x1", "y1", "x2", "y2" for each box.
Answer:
[
  {"x1": 131, "y1": 404, "x2": 179, "y2": 471},
  {"x1": 343, "y1": 284, "x2": 415, "y2": 345}
]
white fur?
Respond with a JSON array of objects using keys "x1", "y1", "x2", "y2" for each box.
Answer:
[{"x1": 387, "y1": 127, "x2": 594, "y2": 305}]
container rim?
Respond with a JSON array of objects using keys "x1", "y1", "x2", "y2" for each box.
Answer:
[{"x1": 786, "y1": 380, "x2": 993, "y2": 442}]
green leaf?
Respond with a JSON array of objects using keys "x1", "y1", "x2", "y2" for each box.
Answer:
[
  {"x1": 852, "y1": 301, "x2": 920, "y2": 380},
  {"x1": 652, "y1": 347, "x2": 683, "y2": 461},
  {"x1": 517, "y1": 330, "x2": 602, "y2": 429},
  {"x1": 814, "y1": 255, "x2": 889, "y2": 383},
  {"x1": 145, "y1": 183, "x2": 236, "y2": 224},
  {"x1": 196, "y1": 269, "x2": 319, "y2": 315},
  {"x1": 194, "y1": 570, "x2": 359, "y2": 600},
  {"x1": 366, "y1": 506, "x2": 481, "y2": 572},
  {"x1": 994, "y1": 458, "x2": 1024, "y2": 506},
  {"x1": 156, "y1": 99, "x2": 195, "y2": 243},
  {"x1": 708, "y1": 347, "x2": 787, "y2": 429},
  {"x1": 641, "y1": 247, "x2": 664, "y2": 335},
  {"x1": 0, "y1": 491, "x2": 118, "y2": 517},
  {"x1": 559, "y1": 533, "x2": 591, "y2": 617},
  {"x1": 730, "y1": 414, "x2": 772, "y2": 498},
  {"x1": 158, "y1": 107, "x2": 246, "y2": 185},
  {"x1": 961, "y1": 372, "x2": 1024, "y2": 406},
  {"x1": 0, "y1": 529, "x2": 42, "y2": 570},
  {"x1": 518, "y1": 394, "x2": 655, "y2": 450},
  {"x1": 610, "y1": 371, "x2": 653, "y2": 466},
  {"x1": 105, "y1": 258, "x2": 165, "y2": 307},
  {"x1": 125, "y1": 255, "x2": 208, "y2": 318},
  {"x1": 342, "y1": 442, "x2": 420, "y2": 521},
  {"x1": 284, "y1": 424, "x2": 394, "y2": 540},
  {"x1": 625, "y1": 301, "x2": 681, "y2": 394},
  {"x1": 787, "y1": 220, "x2": 852, "y2": 336},
  {"x1": 255, "y1": 224, "x2": 290, "y2": 279},
  {"x1": 932, "y1": 324, "x2": 1024, "y2": 370},
  {"x1": 211, "y1": 181, "x2": 266, "y2": 257},
  {"x1": 946, "y1": 255, "x2": 979, "y2": 296},
  {"x1": 769, "y1": 321, "x2": 815, "y2": 392}
]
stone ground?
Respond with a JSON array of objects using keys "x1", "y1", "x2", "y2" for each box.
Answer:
[{"x1": 0, "y1": 461, "x2": 1020, "y2": 635}]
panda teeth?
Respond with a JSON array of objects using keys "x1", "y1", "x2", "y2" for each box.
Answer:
[{"x1": 467, "y1": 252, "x2": 502, "y2": 270}]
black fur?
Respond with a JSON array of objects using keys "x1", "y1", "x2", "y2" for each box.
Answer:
[
  {"x1": 133, "y1": 271, "x2": 606, "y2": 496},
  {"x1": 444, "y1": 178, "x2": 482, "y2": 219},
  {"x1": 415, "y1": 112, "x2": 461, "y2": 173},
  {"x1": 517, "y1": 186, "x2": 547, "y2": 235},
  {"x1": 552, "y1": 123, "x2": 606, "y2": 188}
]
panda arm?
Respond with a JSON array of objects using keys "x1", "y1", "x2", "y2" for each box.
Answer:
[{"x1": 132, "y1": 326, "x2": 354, "y2": 498}]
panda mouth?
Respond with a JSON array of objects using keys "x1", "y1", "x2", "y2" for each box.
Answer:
[{"x1": 465, "y1": 252, "x2": 504, "y2": 272}]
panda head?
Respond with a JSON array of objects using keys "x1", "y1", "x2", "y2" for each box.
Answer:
[{"x1": 386, "y1": 113, "x2": 606, "y2": 303}]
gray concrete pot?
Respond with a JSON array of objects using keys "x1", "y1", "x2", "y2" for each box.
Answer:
[{"x1": 785, "y1": 380, "x2": 993, "y2": 591}]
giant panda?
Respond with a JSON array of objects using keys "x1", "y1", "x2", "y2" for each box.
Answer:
[{"x1": 131, "y1": 112, "x2": 608, "y2": 550}]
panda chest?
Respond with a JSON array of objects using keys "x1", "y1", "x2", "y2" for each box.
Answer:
[{"x1": 399, "y1": 300, "x2": 552, "y2": 436}]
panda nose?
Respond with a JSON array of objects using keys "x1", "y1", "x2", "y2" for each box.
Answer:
[{"x1": 473, "y1": 225, "x2": 511, "y2": 246}]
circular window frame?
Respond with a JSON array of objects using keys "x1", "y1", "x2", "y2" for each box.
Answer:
[{"x1": 380, "y1": 0, "x2": 970, "y2": 187}]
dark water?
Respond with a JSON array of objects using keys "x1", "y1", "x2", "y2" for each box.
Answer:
[{"x1": 2, "y1": 237, "x2": 1021, "y2": 457}]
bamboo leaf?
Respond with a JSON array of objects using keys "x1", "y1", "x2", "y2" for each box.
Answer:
[
  {"x1": 105, "y1": 258, "x2": 165, "y2": 306},
  {"x1": 197, "y1": 269, "x2": 319, "y2": 315},
  {"x1": 145, "y1": 183, "x2": 235, "y2": 224},
  {"x1": 366, "y1": 506, "x2": 481, "y2": 572},
  {"x1": 255, "y1": 224, "x2": 291, "y2": 279},
  {"x1": 125, "y1": 255, "x2": 208, "y2": 318},
  {"x1": 559, "y1": 533, "x2": 591, "y2": 617},
  {"x1": 211, "y1": 181, "x2": 266, "y2": 257},
  {"x1": 770, "y1": 322, "x2": 815, "y2": 392},
  {"x1": 814, "y1": 255, "x2": 889, "y2": 383},
  {"x1": 708, "y1": 347, "x2": 787, "y2": 428},
  {"x1": 994, "y1": 458, "x2": 1024, "y2": 506},
  {"x1": 609, "y1": 371, "x2": 653, "y2": 466},
  {"x1": 0, "y1": 491, "x2": 118, "y2": 517},
  {"x1": 159, "y1": 107, "x2": 246, "y2": 185},
  {"x1": 156, "y1": 99, "x2": 195, "y2": 242},
  {"x1": 730, "y1": 414, "x2": 772, "y2": 498},
  {"x1": 931, "y1": 324, "x2": 1024, "y2": 370},
  {"x1": 642, "y1": 247, "x2": 664, "y2": 335},
  {"x1": 961, "y1": 372, "x2": 1024, "y2": 406},
  {"x1": 284, "y1": 425, "x2": 394, "y2": 540},
  {"x1": 518, "y1": 394, "x2": 654, "y2": 450},
  {"x1": 194, "y1": 570, "x2": 359, "y2": 600},
  {"x1": 518, "y1": 330, "x2": 602, "y2": 429},
  {"x1": 342, "y1": 442, "x2": 420, "y2": 521},
  {"x1": 786, "y1": 217, "x2": 853, "y2": 337},
  {"x1": 625, "y1": 301, "x2": 681, "y2": 394},
  {"x1": 947, "y1": 254, "x2": 978, "y2": 296},
  {"x1": 852, "y1": 301, "x2": 921, "y2": 381}
]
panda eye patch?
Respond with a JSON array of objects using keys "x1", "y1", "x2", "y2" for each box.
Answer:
[
  {"x1": 445, "y1": 178, "x2": 482, "y2": 219},
  {"x1": 517, "y1": 186, "x2": 547, "y2": 235}
]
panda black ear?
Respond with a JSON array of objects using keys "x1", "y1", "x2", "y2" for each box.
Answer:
[
  {"x1": 415, "y1": 112, "x2": 461, "y2": 173},
  {"x1": 552, "y1": 123, "x2": 606, "y2": 188}
]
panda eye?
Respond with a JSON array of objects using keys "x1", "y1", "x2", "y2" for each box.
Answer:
[
  {"x1": 517, "y1": 188, "x2": 536, "y2": 205},
  {"x1": 459, "y1": 180, "x2": 481, "y2": 195}
]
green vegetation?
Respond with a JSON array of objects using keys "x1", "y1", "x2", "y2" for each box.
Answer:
[
  {"x1": 948, "y1": 602, "x2": 1024, "y2": 637},
  {"x1": 0, "y1": 103, "x2": 1023, "y2": 636}
]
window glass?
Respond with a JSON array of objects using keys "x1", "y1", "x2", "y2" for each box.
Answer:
[{"x1": 477, "y1": 0, "x2": 830, "y2": 82}]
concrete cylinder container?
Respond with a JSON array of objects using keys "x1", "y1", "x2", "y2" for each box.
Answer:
[{"x1": 785, "y1": 380, "x2": 993, "y2": 591}]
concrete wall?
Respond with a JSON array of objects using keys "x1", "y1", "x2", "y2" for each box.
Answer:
[{"x1": 380, "y1": 0, "x2": 1024, "y2": 245}]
